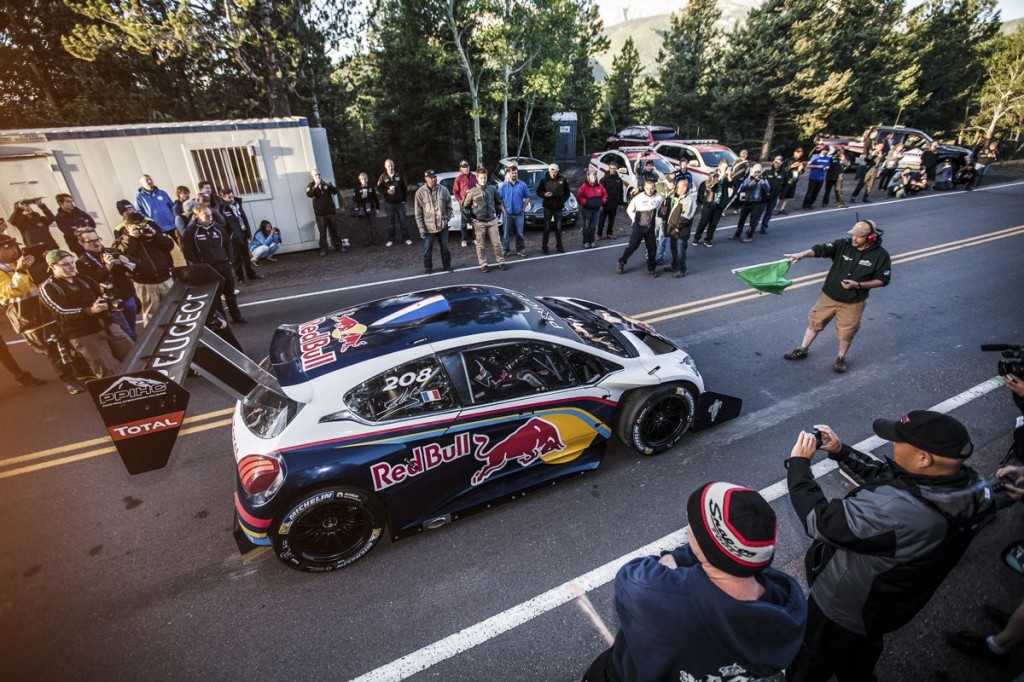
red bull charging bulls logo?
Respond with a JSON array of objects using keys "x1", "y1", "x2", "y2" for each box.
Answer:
[
  {"x1": 470, "y1": 417, "x2": 566, "y2": 486},
  {"x1": 369, "y1": 417, "x2": 567, "y2": 491}
]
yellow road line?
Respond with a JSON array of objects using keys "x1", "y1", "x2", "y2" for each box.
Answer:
[
  {"x1": 3, "y1": 224, "x2": 1022, "y2": 480},
  {"x1": 0, "y1": 418, "x2": 232, "y2": 480},
  {"x1": 0, "y1": 407, "x2": 234, "y2": 469},
  {"x1": 634, "y1": 225, "x2": 1024, "y2": 320}
]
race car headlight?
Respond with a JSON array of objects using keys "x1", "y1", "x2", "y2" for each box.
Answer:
[
  {"x1": 238, "y1": 453, "x2": 285, "y2": 505},
  {"x1": 680, "y1": 354, "x2": 698, "y2": 372}
]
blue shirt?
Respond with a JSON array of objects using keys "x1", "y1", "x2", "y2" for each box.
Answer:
[
  {"x1": 808, "y1": 153, "x2": 831, "y2": 182},
  {"x1": 135, "y1": 187, "x2": 177, "y2": 233},
  {"x1": 498, "y1": 180, "x2": 531, "y2": 215}
]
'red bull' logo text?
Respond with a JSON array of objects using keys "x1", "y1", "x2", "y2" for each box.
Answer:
[
  {"x1": 470, "y1": 417, "x2": 566, "y2": 485},
  {"x1": 298, "y1": 316, "x2": 334, "y2": 372},
  {"x1": 368, "y1": 418, "x2": 567, "y2": 491}
]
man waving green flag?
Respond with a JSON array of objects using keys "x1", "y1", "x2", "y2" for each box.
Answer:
[{"x1": 732, "y1": 258, "x2": 793, "y2": 295}]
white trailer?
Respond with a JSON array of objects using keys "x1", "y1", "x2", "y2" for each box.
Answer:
[{"x1": 0, "y1": 117, "x2": 337, "y2": 254}]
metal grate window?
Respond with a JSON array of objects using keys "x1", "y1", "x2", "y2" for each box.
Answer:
[{"x1": 190, "y1": 146, "x2": 266, "y2": 196}]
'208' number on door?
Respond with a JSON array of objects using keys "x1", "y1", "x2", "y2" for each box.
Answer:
[{"x1": 382, "y1": 368, "x2": 435, "y2": 391}]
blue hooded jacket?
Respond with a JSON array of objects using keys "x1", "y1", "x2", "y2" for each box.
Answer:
[
  {"x1": 610, "y1": 545, "x2": 807, "y2": 682},
  {"x1": 135, "y1": 186, "x2": 177, "y2": 233}
]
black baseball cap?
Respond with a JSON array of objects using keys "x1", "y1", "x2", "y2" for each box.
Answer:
[
  {"x1": 424, "y1": 169, "x2": 436, "y2": 178},
  {"x1": 459, "y1": 160, "x2": 470, "y2": 168},
  {"x1": 872, "y1": 410, "x2": 973, "y2": 459},
  {"x1": 0, "y1": 234, "x2": 19, "y2": 248}
]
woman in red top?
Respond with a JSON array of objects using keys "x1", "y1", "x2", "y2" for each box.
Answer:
[{"x1": 576, "y1": 170, "x2": 607, "y2": 249}]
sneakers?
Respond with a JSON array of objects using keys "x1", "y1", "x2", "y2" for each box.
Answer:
[
  {"x1": 461, "y1": 240, "x2": 468, "y2": 247},
  {"x1": 319, "y1": 249, "x2": 327, "y2": 257},
  {"x1": 64, "y1": 380, "x2": 86, "y2": 395},
  {"x1": 516, "y1": 250, "x2": 527, "y2": 257},
  {"x1": 945, "y1": 632, "x2": 1008, "y2": 662},
  {"x1": 784, "y1": 347, "x2": 808, "y2": 361},
  {"x1": 15, "y1": 372, "x2": 45, "y2": 387},
  {"x1": 649, "y1": 270, "x2": 658, "y2": 278},
  {"x1": 424, "y1": 267, "x2": 433, "y2": 274},
  {"x1": 691, "y1": 240, "x2": 699, "y2": 246},
  {"x1": 385, "y1": 241, "x2": 394, "y2": 247},
  {"x1": 556, "y1": 246, "x2": 565, "y2": 254},
  {"x1": 703, "y1": 241, "x2": 713, "y2": 248},
  {"x1": 832, "y1": 355, "x2": 848, "y2": 373},
  {"x1": 404, "y1": 239, "x2": 413, "y2": 246},
  {"x1": 862, "y1": 196, "x2": 873, "y2": 203},
  {"x1": 445, "y1": 267, "x2": 455, "y2": 273},
  {"x1": 672, "y1": 270, "x2": 685, "y2": 278},
  {"x1": 480, "y1": 264, "x2": 489, "y2": 273},
  {"x1": 741, "y1": 237, "x2": 752, "y2": 243},
  {"x1": 728, "y1": 234, "x2": 739, "y2": 240},
  {"x1": 616, "y1": 262, "x2": 624, "y2": 274},
  {"x1": 542, "y1": 247, "x2": 550, "y2": 254},
  {"x1": 498, "y1": 264, "x2": 507, "y2": 271},
  {"x1": 503, "y1": 250, "x2": 511, "y2": 258}
]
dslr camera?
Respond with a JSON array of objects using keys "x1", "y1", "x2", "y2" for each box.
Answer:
[
  {"x1": 98, "y1": 281, "x2": 124, "y2": 312},
  {"x1": 981, "y1": 343, "x2": 1024, "y2": 377}
]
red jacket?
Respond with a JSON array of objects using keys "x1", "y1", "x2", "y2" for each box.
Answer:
[
  {"x1": 577, "y1": 181, "x2": 607, "y2": 210},
  {"x1": 453, "y1": 172, "x2": 478, "y2": 203}
]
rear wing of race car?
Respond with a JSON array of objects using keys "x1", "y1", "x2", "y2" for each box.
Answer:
[{"x1": 86, "y1": 264, "x2": 284, "y2": 474}]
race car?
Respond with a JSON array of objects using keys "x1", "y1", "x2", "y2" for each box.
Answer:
[{"x1": 86, "y1": 271, "x2": 741, "y2": 573}]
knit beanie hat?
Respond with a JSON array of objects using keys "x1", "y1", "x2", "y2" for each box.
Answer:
[{"x1": 687, "y1": 482, "x2": 777, "y2": 577}]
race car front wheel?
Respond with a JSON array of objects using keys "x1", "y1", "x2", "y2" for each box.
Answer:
[
  {"x1": 615, "y1": 384, "x2": 696, "y2": 456},
  {"x1": 272, "y1": 486, "x2": 386, "y2": 572}
]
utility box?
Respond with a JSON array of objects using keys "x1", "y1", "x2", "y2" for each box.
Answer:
[{"x1": 552, "y1": 112, "x2": 578, "y2": 165}]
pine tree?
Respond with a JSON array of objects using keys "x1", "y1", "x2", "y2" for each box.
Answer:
[
  {"x1": 651, "y1": 0, "x2": 722, "y2": 137},
  {"x1": 602, "y1": 37, "x2": 645, "y2": 133}
]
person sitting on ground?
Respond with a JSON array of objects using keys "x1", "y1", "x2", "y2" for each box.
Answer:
[{"x1": 250, "y1": 220, "x2": 282, "y2": 264}]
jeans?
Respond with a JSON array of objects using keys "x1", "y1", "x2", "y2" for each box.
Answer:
[
  {"x1": 110, "y1": 296, "x2": 139, "y2": 341},
  {"x1": 669, "y1": 237, "x2": 687, "y2": 272},
  {"x1": 421, "y1": 229, "x2": 451, "y2": 270},
  {"x1": 315, "y1": 214, "x2": 341, "y2": 251},
  {"x1": 786, "y1": 597, "x2": 883, "y2": 682},
  {"x1": 580, "y1": 208, "x2": 600, "y2": 244},
  {"x1": 597, "y1": 204, "x2": 619, "y2": 237},
  {"x1": 619, "y1": 225, "x2": 656, "y2": 273},
  {"x1": 384, "y1": 202, "x2": 409, "y2": 241},
  {"x1": 734, "y1": 202, "x2": 765, "y2": 238},
  {"x1": 251, "y1": 242, "x2": 281, "y2": 262},
  {"x1": 542, "y1": 208, "x2": 563, "y2": 250},
  {"x1": 802, "y1": 179, "x2": 824, "y2": 208},
  {"x1": 760, "y1": 195, "x2": 780, "y2": 232},
  {"x1": 501, "y1": 213, "x2": 525, "y2": 253},
  {"x1": 693, "y1": 203, "x2": 724, "y2": 243},
  {"x1": 459, "y1": 210, "x2": 474, "y2": 243}
]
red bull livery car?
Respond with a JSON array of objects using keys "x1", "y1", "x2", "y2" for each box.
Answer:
[
  {"x1": 231, "y1": 285, "x2": 739, "y2": 572},
  {"x1": 87, "y1": 273, "x2": 739, "y2": 574}
]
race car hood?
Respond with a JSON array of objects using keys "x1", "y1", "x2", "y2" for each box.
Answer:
[{"x1": 269, "y1": 286, "x2": 582, "y2": 401}]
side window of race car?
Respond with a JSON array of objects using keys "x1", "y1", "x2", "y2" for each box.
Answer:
[
  {"x1": 459, "y1": 342, "x2": 576, "y2": 404},
  {"x1": 562, "y1": 348, "x2": 621, "y2": 385},
  {"x1": 344, "y1": 356, "x2": 459, "y2": 422}
]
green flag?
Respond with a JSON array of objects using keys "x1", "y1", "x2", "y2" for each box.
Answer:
[{"x1": 732, "y1": 259, "x2": 794, "y2": 295}]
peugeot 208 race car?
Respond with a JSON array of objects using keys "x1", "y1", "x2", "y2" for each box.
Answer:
[{"x1": 231, "y1": 285, "x2": 734, "y2": 572}]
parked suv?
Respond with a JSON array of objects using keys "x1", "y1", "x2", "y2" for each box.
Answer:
[{"x1": 604, "y1": 125, "x2": 679, "y2": 150}]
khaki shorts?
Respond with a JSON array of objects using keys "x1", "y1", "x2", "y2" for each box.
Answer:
[{"x1": 807, "y1": 292, "x2": 865, "y2": 342}]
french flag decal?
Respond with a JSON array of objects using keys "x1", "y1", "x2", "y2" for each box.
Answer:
[{"x1": 420, "y1": 389, "x2": 442, "y2": 402}]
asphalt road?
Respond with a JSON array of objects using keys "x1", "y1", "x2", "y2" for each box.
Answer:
[{"x1": 2, "y1": 181, "x2": 1024, "y2": 681}]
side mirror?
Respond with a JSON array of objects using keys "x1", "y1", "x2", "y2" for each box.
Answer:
[{"x1": 688, "y1": 159, "x2": 700, "y2": 168}]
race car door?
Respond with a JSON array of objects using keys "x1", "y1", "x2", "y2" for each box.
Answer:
[{"x1": 437, "y1": 340, "x2": 614, "y2": 500}]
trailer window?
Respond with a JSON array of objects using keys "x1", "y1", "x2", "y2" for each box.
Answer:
[{"x1": 190, "y1": 146, "x2": 269, "y2": 198}]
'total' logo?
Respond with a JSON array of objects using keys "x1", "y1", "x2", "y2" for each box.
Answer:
[{"x1": 107, "y1": 411, "x2": 185, "y2": 441}]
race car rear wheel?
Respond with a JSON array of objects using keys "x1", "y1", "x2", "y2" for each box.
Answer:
[
  {"x1": 615, "y1": 384, "x2": 696, "y2": 456},
  {"x1": 272, "y1": 486, "x2": 386, "y2": 572}
]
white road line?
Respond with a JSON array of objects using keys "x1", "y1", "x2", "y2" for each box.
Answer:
[{"x1": 349, "y1": 376, "x2": 1005, "y2": 682}]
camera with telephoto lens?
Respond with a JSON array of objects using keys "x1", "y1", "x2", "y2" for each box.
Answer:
[
  {"x1": 98, "y1": 281, "x2": 124, "y2": 312},
  {"x1": 981, "y1": 344, "x2": 1024, "y2": 377}
]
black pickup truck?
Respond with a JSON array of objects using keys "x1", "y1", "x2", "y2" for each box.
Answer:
[{"x1": 816, "y1": 125, "x2": 973, "y2": 171}]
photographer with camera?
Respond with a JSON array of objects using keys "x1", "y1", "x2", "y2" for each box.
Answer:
[
  {"x1": 39, "y1": 250, "x2": 133, "y2": 378},
  {"x1": 785, "y1": 412, "x2": 995, "y2": 682},
  {"x1": 74, "y1": 228, "x2": 138, "y2": 341},
  {"x1": 250, "y1": 220, "x2": 282, "y2": 264},
  {"x1": 0, "y1": 235, "x2": 91, "y2": 394},
  {"x1": 115, "y1": 211, "x2": 175, "y2": 328}
]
